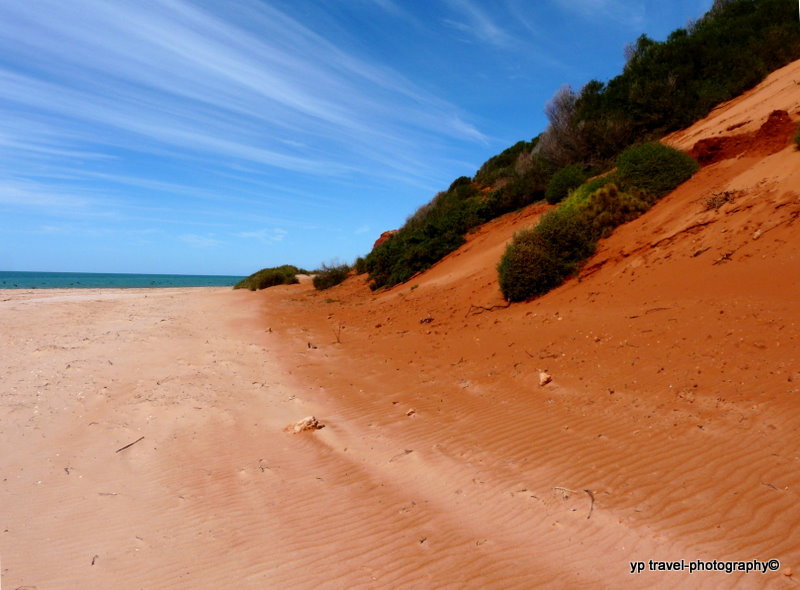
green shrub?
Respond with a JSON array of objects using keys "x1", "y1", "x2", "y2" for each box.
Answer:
[
  {"x1": 312, "y1": 264, "x2": 351, "y2": 290},
  {"x1": 614, "y1": 142, "x2": 699, "y2": 197},
  {"x1": 562, "y1": 173, "x2": 617, "y2": 211},
  {"x1": 795, "y1": 121, "x2": 800, "y2": 149},
  {"x1": 234, "y1": 265, "x2": 302, "y2": 291},
  {"x1": 580, "y1": 184, "x2": 652, "y2": 239},
  {"x1": 498, "y1": 230, "x2": 564, "y2": 302},
  {"x1": 534, "y1": 208, "x2": 596, "y2": 264},
  {"x1": 364, "y1": 184, "x2": 482, "y2": 290},
  {"x1": 497, "y1": 208, "x2": 594, "y2": 302},
  {"x1": 353, "y1": 256, "x2": 368, "y2": 275},
  {"x1": 478, "y1": 174, "x2": 545, "y2": 220},
  {"x1": 545, "y1": 164, "x2": 591, "y2": 204}
]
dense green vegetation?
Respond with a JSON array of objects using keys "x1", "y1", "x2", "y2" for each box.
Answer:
[
  {"x1": 545, "y1": 164, "x2": 592, "y2": 204},
  {"x1": 579, "y1": 0, "x2": 800, "y2": 149},
  {"x1": 362, "y1": 0, "x2": 799, "y2": 292},
  {"x1": 498, "y1": 143, "x2": 698, "y2": 301},
  {"x1": 473, "y1": 140, "x2": 538, "y2": 186},
  {"x1": 795, "y1": 121, "x2": 800, "y2": 149},
  {"x1": 363, "y1": 140, "x2": 551, "y2": 289},
  {"x1": 613, "y1": 142, "x2": 699, "y2": 197},
  {"x1": 364, "y1": 182, "x2": 482, "y2": 287},
  {"x1": 233, "y1": 265, "x2": 305, "y2": 291},
  {"x1": 312, "y1": 263, "x2": 352, "y2": 290}
]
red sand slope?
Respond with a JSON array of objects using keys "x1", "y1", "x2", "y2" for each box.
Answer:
[{"x1": 247, "y1": 59, "x2": 800, "y2": 588}]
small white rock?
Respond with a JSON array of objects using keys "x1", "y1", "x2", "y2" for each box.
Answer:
[{"x1": 539, "y1": 371, "x2": 553, "y2": 386}]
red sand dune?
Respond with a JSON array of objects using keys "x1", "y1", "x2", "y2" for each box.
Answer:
[
  {"x1": 1, "y1": 60, "x2": 798, "y2": 589},
  {"x1": 245, "y1": 59, "x2": 800, "y2": 587}
]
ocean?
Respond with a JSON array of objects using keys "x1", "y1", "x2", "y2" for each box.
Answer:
[{"x1": 0, "y1": 271, "x2": 245, "y2": 289}]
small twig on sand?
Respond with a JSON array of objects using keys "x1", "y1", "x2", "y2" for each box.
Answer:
[
  {"x1": 389, "y1": 449, "x2": 414, "y2": 463},
  {"x1": 332, "y1": 323, "x2": 343, "y2": 344},
  {"x1": 465, "y1": 302, "x2": 511, "y2": 318},
  {"x1": 115, "y1": 436, "x2": 145, "y2": 454},
  {"x1": 91, "y1": 554, "x2": 99, "y2": 566},
  {"x1": 584, "y1": 488, "x2": 595, "y2": 519},
  {"x1": 713, "y1": 251, "x2": 735, "y2": 265},
  {"x1": 761, "y1": 482, "x2": 779, "y2": 491}
]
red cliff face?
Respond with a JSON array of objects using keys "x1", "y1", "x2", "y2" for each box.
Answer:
[{"x1": 372, "y1": 230, "x2": 397, "y2": 250}]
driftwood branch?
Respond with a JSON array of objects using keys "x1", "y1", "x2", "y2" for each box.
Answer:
[{"x1": 115, "y1": 436, "x2": 145, "y2": 454}]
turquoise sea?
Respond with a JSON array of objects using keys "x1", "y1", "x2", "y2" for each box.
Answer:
[{"x1": 0, "y1": 271, "x2": 245, "y2": 289}]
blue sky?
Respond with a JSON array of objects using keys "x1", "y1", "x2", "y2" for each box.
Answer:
[{"x1": 0, "y1": 0, "x2": 712, "y2": 275}]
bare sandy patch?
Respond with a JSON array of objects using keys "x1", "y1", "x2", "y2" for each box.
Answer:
[{"x1": 0, "y1": 287, "x2": 330, "y2": 588}]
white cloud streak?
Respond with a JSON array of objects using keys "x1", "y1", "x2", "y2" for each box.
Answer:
[
  {"x1": 550, "y1": 0, "x2": 646, "y2": 28},
  {"x1": 237, "y1": 228, "x2": 288, "y2": 243},
  {"x1": 0, "y1": 0, "x2": 487, "y2": 218},
  {"x1": 442, "y1": 0, "x2": 518, "y2": 47}
]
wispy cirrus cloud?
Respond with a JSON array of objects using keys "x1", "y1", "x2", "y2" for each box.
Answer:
[
  {"x1": 0, "y1": 177, "x2": 92, "y2": 209},
  {"x1": 549, "y1": 0, "x2": 646, "y2": 28},
  {"x1": 237, "y1": 228, "x2": 288, "y2": 243},
  {"x1": 442, "y1": 0, "x2": 518, "y2": 48},
  {"x1": 366, "y1": 0, "x2": 406, "y2": 18},
  {"x1": 0, "y1": 0, "x2": 487, "y2": 221}
]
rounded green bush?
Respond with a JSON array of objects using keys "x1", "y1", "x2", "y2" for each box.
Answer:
[
  {"x1": 794, "y1": 121, "x2": 800, "y2": 149},
  {"x1": 545, "y1": 164, "x2": 590, "y2": 204},
  {"x1": 498, "y1": 209, "x2": 594, "y2": 302},
  {"x1": 533, "y1": 208, "x2": 595, "y2": 264},
  {"x1": 615, "y1": 142, "x2": 698, "y2": 197},
  {"x1": 498, "y1": 230, "x2": 563, "y2": 302}
]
